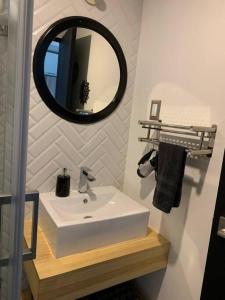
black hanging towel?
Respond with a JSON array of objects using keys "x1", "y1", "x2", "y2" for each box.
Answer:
[{"x1": 153, "y1": 142, "x2": 187, "y2": 213}]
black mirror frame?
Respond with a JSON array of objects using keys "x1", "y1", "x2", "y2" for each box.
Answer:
[{"x1": 33, "y1": 16, "x2": 127, "y2": 124}]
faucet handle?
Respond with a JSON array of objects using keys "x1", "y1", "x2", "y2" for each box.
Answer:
[
  {"x1": 81, "y1": 166, "x2": 92, "y2": 176},
  {"x1": 79, "y1": 167, "x2": 96, "y2": 193},
  {"x1": 81, "y1": 166, "x2": 92, "y2": 172},
  {"x1": 81, "y1": 166, "x2": 96, "y2": 182}
]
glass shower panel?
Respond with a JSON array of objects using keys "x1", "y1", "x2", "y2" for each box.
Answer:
[
  {"x1": 0, "y1": 17, "x2": 10, "y2": 299},
  {"x1": 0, "y1": 0, "x2": 33, "y2": 299}
]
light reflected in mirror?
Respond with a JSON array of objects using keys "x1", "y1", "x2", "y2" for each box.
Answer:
[{"x1": 44, "y1": 27, "x2": 120, "y2": 114}]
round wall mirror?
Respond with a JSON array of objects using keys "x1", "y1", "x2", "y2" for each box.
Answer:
[{"x1": 33, "y1": 17, "x2": 127, "y2": 124}]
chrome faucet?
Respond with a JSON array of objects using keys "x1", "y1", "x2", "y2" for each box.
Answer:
[{"x1": 79, "y1": 167, "x2": 96, "y2": 193}]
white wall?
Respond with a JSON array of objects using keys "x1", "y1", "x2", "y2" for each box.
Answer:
[
  {"x1": 84, "y1": 30, "x2": 119, "y2": 112},
  {"x1": 74, "y1": 28, "x2": 119, "y2": 113},
  {"x1": 124, "y1": 1, "x2": 225, "y2": 299},
  {"x1": 27, "y1": 0, "x2": 143, "y2": 192}
]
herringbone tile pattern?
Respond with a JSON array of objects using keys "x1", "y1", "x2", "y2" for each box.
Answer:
[{"x1": 27, "y1": 0, "x2": 143, "y2": 192}]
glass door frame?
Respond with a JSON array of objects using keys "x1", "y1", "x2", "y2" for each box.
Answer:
[{"x1": 5, "y1": 0, "x2": 34, "y2": 299}]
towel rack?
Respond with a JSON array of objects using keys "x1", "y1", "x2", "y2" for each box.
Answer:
[{"x1": 138, "y1": 112, "x2": 217, "y2": 157}]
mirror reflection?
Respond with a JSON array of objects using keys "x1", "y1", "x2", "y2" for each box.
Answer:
[{"x1": 44, "y1": 27, "x2": 120, "y2": 114}]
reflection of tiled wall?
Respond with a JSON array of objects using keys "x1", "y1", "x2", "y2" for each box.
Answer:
[{"x1": 27, "y1": 0, "x2": 143, "y2": 192}]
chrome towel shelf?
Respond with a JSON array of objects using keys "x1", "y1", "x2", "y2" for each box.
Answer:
[{"x1": 138, "y1": 120, "x2": 217, "y2": 157}]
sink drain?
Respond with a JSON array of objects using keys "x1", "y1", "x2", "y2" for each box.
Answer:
[{"x1": 83, "y1": 215, "x2": 93, "y2": 219}]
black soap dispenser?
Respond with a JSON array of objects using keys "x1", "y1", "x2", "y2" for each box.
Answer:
[{"x1": 56, "y1": 168, "x2": 70, "y2": 197}]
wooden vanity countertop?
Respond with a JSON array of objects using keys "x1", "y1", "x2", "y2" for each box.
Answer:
[{"x1": 23, "y1": 220, "x2": 170, "y2": 300}]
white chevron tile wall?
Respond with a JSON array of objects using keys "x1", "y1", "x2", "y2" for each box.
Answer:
[{"x1": 27, "y1": 0, "x2": 143, "y2": 192}]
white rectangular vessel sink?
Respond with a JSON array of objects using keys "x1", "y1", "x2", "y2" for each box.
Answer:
[{"x1": 39, "y1": 186, "x2": 149, "y2": 258}]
